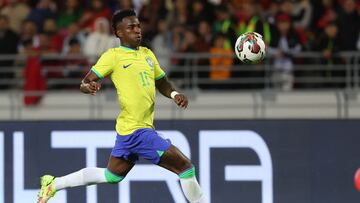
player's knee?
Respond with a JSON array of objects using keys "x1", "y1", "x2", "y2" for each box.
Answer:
[
  {"x1": 105, "y1": 169, "x2": 124, "y2": 184},
  {"x1": 178, "y1": 165, "x2": 196, "y2": 179},
  {"x1": 181, "y1": 161, "x2": 193, "y2": 172}
]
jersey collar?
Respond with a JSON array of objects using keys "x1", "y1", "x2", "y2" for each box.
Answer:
[{"x1": 119, "y1": 45, "x2": 138, "y2": 51}]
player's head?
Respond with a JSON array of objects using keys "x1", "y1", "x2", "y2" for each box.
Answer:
[{"x1": 112, "y1": 9, "x2": 141, "y2": 48}]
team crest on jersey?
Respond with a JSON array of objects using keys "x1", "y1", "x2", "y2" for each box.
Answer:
[{"x1": 145, "y1": 57, "x2": 154, "y2": 69}]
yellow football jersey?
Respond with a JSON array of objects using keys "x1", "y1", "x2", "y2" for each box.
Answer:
[{"x1": 91, "y1": 46, "x2": 165, "y2": 135}]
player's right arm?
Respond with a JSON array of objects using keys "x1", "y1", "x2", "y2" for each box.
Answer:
[
  {"x1": 80, "y1": 49, "x2": 115, "y2": 95},
  {"x1": 80, "y1": 71, "x2": 101, "y2": 95}
]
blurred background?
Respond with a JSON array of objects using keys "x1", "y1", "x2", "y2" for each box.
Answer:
[{"x1": 0, "y1": 1, "x2": 360, "y2": 203}]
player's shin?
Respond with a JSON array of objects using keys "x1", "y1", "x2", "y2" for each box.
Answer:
[
  {"x1": 179, "y1": 166, "x2": 208, "y2": 203},
  {"x1": 55, "y1": 167, "x2": 119, "y2": 190}
]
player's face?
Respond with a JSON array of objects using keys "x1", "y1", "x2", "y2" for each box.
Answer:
[{"x1": 118, "y1": 16, "x2": 142, "y2": 48}]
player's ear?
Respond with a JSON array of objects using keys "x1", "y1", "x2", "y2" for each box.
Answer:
[
  {"x1": 116, "y1": 30, "x2": 123, "y2": 38},
  {"x1": 114, "y1": 22, "x2": 123, "y2": 38}
]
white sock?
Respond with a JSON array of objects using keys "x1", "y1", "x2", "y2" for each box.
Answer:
[
  {"x1": 180, "y1": 176, "x2": 208, "y2": 203},
  {"x1": 54, "y1": 167, "x2": 107, "y2": 191}
]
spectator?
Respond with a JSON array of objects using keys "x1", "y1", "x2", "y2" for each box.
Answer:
[
  {"x1": 151, "y1": 19, "x2": 172, "y2": 73},
  {"x1": 78, "y1": 0, "x2": 112, "y2": 32},
  {"x1": 22, "y1": 33, "x2": 50, "y2": 104},
  {"x1": 337, "y1": 0, "x2": 359, "y2": 51},
  {"x1": 178, "y1": 28, "x2": 198, "y2": 53},
  {"x1": 22, "y1": 30, "x2": 59, "y2": 104},
  {"x1": 37, "y1": 32, "x2": 59, "y2": 54},
  {"x1": 26, "y1": 0, "x2": 57, "y2": 31},
  {"x1": 170, "y1": 23, "x2": 185, "y2": 53},
  {"x1": 23, "y1": 54, "x2": 46, "y2": 106},
  {"x1": 209, "y1": 33, "x2": 233, "y2": 82},
  {"x1": 62, "y1": 22, "x2": 86, "y2": 55},
  {"x1": 68, "y1": 37, "x2": 82, "y2": 54},
  {"x1": 263, "y1": 1, "x2": 280, "y2": 25},
  {"x1": 137, "y1": 0, "x2": 161, "y2": 38},
  {"x1": 188, "y1": 0, "x2": 214, "y2": 27},
  {"x1": 167, "y1": 24, "x2": 191, "y2": 79},
  {"x1": 37, "y1": 32, "x2": 64, "y2": 83},
  {"x1": 195, "y1": 20, "x2": 213, "y2": 53},
  {"x1": 18, "y1": 20, "x2": 39, "y2": 52},
  {"x1": 139, "y1": 18, "x2": 156, "y2": 48},
  {"x1": 277, "y1": 0, "x2": 308, "y2": 46},
  {"x1": 0, "y1": 15, "x2": 19, "y2": 89},
  {"x1": 213, "y1": 4, "x2": 237, "y2": 47},
  {"x1": 317, "y1": 8, "x2": 338, "y2": 32},
  {"x1": 43, "y1": 18, "x2": 63, "y2": 52},
  {"x1": 20, "y1": 39, "x2": 33, "y2": 55},
  {"x1": 83, "y1": 17, "x2": 119, "y2": 59},
  {"x1": 63, "y1": 38, "x2": 88, "y2": 81},
  {"x1": 56, "y1": 0, "x2": 83, "y2": 29},
  {"x1": 167, "y1": 0, "x2": 189, "y2": 28},
  {"x1": 315, "y1": 21, "x2": 341, "y2": 64},
  {"x1": 191, "y1": 20, "x2": 214, "y2": 85},
  {"x1": 313, "y1": 0, "x2": 339, "y2": 32},
  {"x1": 269, "y1": 13, "x2": 302, "y2": 91},
  {"x1": 0, "y1": 0, "x2": 30, "y2": 33},
  {"x1": 235, "y1": 2, "x2": 271, "y2": 45},
  {"x1": 314, "y1": 21, "x2": 343, "y2": 87},
  {"x1": 279, "y1": 0, "x2": 293, "y2": 15}
]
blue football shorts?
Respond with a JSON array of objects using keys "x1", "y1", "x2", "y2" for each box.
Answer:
[{"x1": 111, "y1": 128, "x2": 171, "y2": 164}]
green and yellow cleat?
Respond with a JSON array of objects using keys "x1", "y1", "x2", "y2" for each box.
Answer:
[{"x1": 38, "y1": 175, "x2": 56, "y2": 203}]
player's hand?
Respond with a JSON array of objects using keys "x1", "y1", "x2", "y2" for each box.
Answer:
[
  {"x1": 173, "y1": 94, "x2": 188, "y2": 109},
  {"x1": 80, "y1": 81, "x2": 101, "y2": 95}
]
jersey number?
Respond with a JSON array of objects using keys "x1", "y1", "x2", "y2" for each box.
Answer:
[{"x1": 139, "y1": 71, "x2": 150, "y2": 87}]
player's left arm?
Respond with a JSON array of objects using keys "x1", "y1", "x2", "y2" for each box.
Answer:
[{"x1": 155, "y1": 76, "x2": 188, "y2": 109}]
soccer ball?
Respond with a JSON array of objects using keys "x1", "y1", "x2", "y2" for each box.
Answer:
[{"x1": 234, "y1": 32, "x2": 266, "y2": 64}]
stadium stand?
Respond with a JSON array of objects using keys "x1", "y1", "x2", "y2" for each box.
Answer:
[{"x1": 0, "y1": 0, "x2": 359, "y2": 119}]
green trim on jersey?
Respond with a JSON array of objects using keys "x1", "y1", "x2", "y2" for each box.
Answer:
[
  {"x1": 91, "y1": 67, "x2": 104, "y2": 79},
  {"x1": 179, "y1": 167, "x2": 195, "y2": 179},
  {"x1": 119, "y1": 45, "x2": 137, "y2": 51},
  {"x1": 155, "y1": 72, "x2": 166, "y2": 80},
  {"x1": 105, "y1": 169, "x2": 124, "y2": 184}
]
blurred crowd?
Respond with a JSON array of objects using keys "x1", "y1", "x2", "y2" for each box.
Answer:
[{"x1": 0, "y1": 0, "x2": 359, "y2": 95}]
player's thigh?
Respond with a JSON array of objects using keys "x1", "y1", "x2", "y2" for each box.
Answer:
[
  {"x1": 107, "y1": 155, "x2": 135, "y2": 177},
  {"x1": 158, "y1": 145, "x2": 193, "y2": 175}
]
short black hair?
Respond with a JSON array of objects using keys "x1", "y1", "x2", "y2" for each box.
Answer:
[
  {"x1": 111, "y1": 9, "x2": 137, "y2": 31},
  {"x1": 69, "y1": 38, "x2": 80, "y2": 46}
]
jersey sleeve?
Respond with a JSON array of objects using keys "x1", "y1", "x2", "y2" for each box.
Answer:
[
  {"x1": 148, "y1": 50, "x2": 166, "y2": 80},
  {"x1": 91, "y1": 49, "x2": 115, "y2": 79}
]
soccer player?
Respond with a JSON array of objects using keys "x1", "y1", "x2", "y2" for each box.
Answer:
[{"x1": 37, "y1": 9, "x2": 207, "y2": 203}]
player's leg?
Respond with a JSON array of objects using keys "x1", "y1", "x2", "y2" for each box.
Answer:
[
  {"x1": 106, "y1": 155, "x2": 135, "y2": 182},
  {"x1": 158, "y1": 145, "x2": 192, "y2": 173},
  {"x1": 38, "y1": 131, "x2": 137, "y2": 203},
  {"x1": 132, "y1": 128, "x2": 207, "y2": 203},
  {"x1": 158, "y1": 145, "x2": 207, "y2": 203},
  {"x1": 52, "y1": 132, "x2": 137, "y2": 190},
  {"x1": 55, "y1": 156, "x2": 134, "y2": 189},
  {"x1": 38, "y1": 156, "x2": 133, "y2": 203}
]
